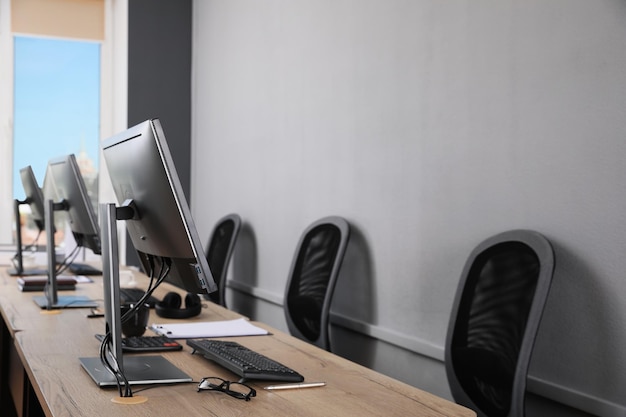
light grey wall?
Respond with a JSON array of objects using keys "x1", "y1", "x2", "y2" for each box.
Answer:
[{"x1": 190, "y1": 1, "x2": 626, "y2": 416}]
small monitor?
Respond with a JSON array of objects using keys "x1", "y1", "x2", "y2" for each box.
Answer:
[
  {"x1": 33, "y1": 154, "x2": 99, "y2": 309},
  {"x1": 45, "y1": 154, "x2": 101, "y2": 255},
  {"x1": 8, "y1": 166, "x2": 48, "y2": 276},
  {"x1": 19, "y1": 166, "x2": 46, "y2": 231},
  {"x1": 80, "y1": 119, "x2": 211, "y2": 392},
  {"x1": 101, "y1": 118, "x2": 216, "y2": 295}
]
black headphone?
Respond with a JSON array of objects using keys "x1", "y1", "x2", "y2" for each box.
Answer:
[{"x1": 155, "y1": 292, "x2": 202, "y2": 319}]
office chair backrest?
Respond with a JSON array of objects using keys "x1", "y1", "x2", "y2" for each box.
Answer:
[
  {"x1": 445, "y1": 230, "x2": 555, "y2": 417},
  {"x1": 206, "y1": 214, "x2": 242, "y2": 308},
  {"x1": 284, "y1": 216, "x2": 350, "y2": 351}
]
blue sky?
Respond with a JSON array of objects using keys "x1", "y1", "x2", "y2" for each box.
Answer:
[{"x1": 13, "y1": 36, "x2": 100, "y2": 198}]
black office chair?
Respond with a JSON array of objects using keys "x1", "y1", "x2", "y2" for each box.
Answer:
[
  {"x1": 284, "y1": 216, "x2": 350, "y2": 351},
  {"x1": 205, "y1": 214, "x2": 242, "y2": 308},
  {"x1": 445, "y1": 230, "x2": 555, "y2": 417}
]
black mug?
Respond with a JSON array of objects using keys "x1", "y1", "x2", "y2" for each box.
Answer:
[{"x1": 121, "y1": 303, "x2": 150, "y2": 337}]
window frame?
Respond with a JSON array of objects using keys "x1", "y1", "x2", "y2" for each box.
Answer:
[{"x1": 0, "y1": 0, "x2": 127, "y2": 255}]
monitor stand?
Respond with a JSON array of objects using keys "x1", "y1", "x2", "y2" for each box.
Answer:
[
  {"x1": 32, "y1": 295, "x2": 97, "y2": 309},
  {"x1": 33, "y1": 199, "x2": 97, "y2": 310},
  {"x1": 79, "y1": 355, "x2": 192, "y2": 387},
  {"x1": 79, "y1": 202, "x2": 191, "y2": 389},
  {"x1": 8, "y1": 198, "x2": 48, "y2": 276},
  {"x1": 8, "y1": 267, "x2": 48, "y2": 277}
]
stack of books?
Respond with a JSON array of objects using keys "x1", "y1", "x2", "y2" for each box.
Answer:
[{"x1": 17, "y1": 276, "x2": 77, "y2": 292}]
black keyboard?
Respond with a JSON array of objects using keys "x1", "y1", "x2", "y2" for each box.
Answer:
[
  {"x1": 96, "y1": 334, "x2": 182, "y2": 352},
  {"x1": 119, "y1": 287, "x2": 160, "y2": 308},
  {"x1": 187, "y1": 339, "x2": 304, "y2": 382},
  {"x1": 69, "y1": 262, "x2": 102, "y2": 275}
]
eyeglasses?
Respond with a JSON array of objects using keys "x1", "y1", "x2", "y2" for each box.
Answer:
[{"x1": 197, "y1": 377, "x2": 257, "y2": 401}]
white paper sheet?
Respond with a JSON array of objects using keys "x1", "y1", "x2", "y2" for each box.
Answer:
[{"x1": 150, "y1": 318, "x2": 269, "y2": 338}]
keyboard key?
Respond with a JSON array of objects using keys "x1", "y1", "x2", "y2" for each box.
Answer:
[{"x1": 95, "y1": 334, "x2": 183, "y2": 352}]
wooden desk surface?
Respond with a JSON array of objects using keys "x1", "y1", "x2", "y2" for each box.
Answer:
[{"x1": 0, "y1": 267, "x2": 475, "y2": 417}]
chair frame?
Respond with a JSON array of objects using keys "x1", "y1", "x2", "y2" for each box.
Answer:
[
  {"x1": 284, "y1": 216, "x2": 350, "y2": 351},
  {"x1": 205, "y1": 213, "x2": 241, "y2": 308},
  {"x1": 445, "y1": 229, "x2": 555, "y2": 417}
]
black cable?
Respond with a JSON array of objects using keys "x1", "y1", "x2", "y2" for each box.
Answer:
[
  {"x1": 41, "y1": 244, "x2": 81, "y2": 301},
  {"x1": 22, "y1": 229, "x2": 42, "y2": 252},
  {"x1": 121, "y1": 256, "x2": 171, "y2": 324},
  {"x1": 104, "y1": 256, "x2": 172, "y2": 398},
  {"x1": 11, "y1": 229, "x2": 42, "y2": 270},
  {"x1": 54, "y1": 245, "x2": 81, "y2": 274},
  {"x1": 100, "y1": 330, "x2": 132, "y2": 397}
]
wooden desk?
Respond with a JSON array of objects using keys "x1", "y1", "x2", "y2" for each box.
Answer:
[{"x1": 0, "y1": 267, "x2": 475, "y2": 417}]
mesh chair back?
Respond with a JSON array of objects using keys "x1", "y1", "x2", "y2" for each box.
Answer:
[
  {"x1": 206, "y1": 214, "x2": 241, "y2": 307},
  {"x1": 445, "y1": 230, "x2": 554, "y2": 417},
  {"x1": 284, "y1": 216, "x2": 350, "y2": 351}
]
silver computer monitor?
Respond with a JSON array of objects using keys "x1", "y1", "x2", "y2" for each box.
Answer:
[
  {"x1": 101, "y1": 118, "x2": 216, "y2": 295},
  {"x1": 33, "y1": 154, "x2": 99, "y2": 309},
  {"x1": 9, "y1": 166, "x2": 48, "y2": 276},
  {"x1": 20, "y1": 165, "x2": 46, "y2": 231},
  {"x1": 80, "y1": 119, "x2": 213, "y2": 391},
  {"x1": 45, "y1": 154, "x2": 101, "y2": 255}
]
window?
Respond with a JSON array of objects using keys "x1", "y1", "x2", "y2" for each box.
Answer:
[
  {"x1": 13, "y1": 36, "x2": 101, "y2": 250},
  {"x1": 1, "y1": 0, "x2": 127, "y2": 251}
]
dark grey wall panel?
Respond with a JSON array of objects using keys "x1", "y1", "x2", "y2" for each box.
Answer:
[
  {"x1": 127, "y1": 0, "x2": 192, "y2": 198},
  {"x1": 127, "y1": 0, "x2": 192, "y2": 266}
]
